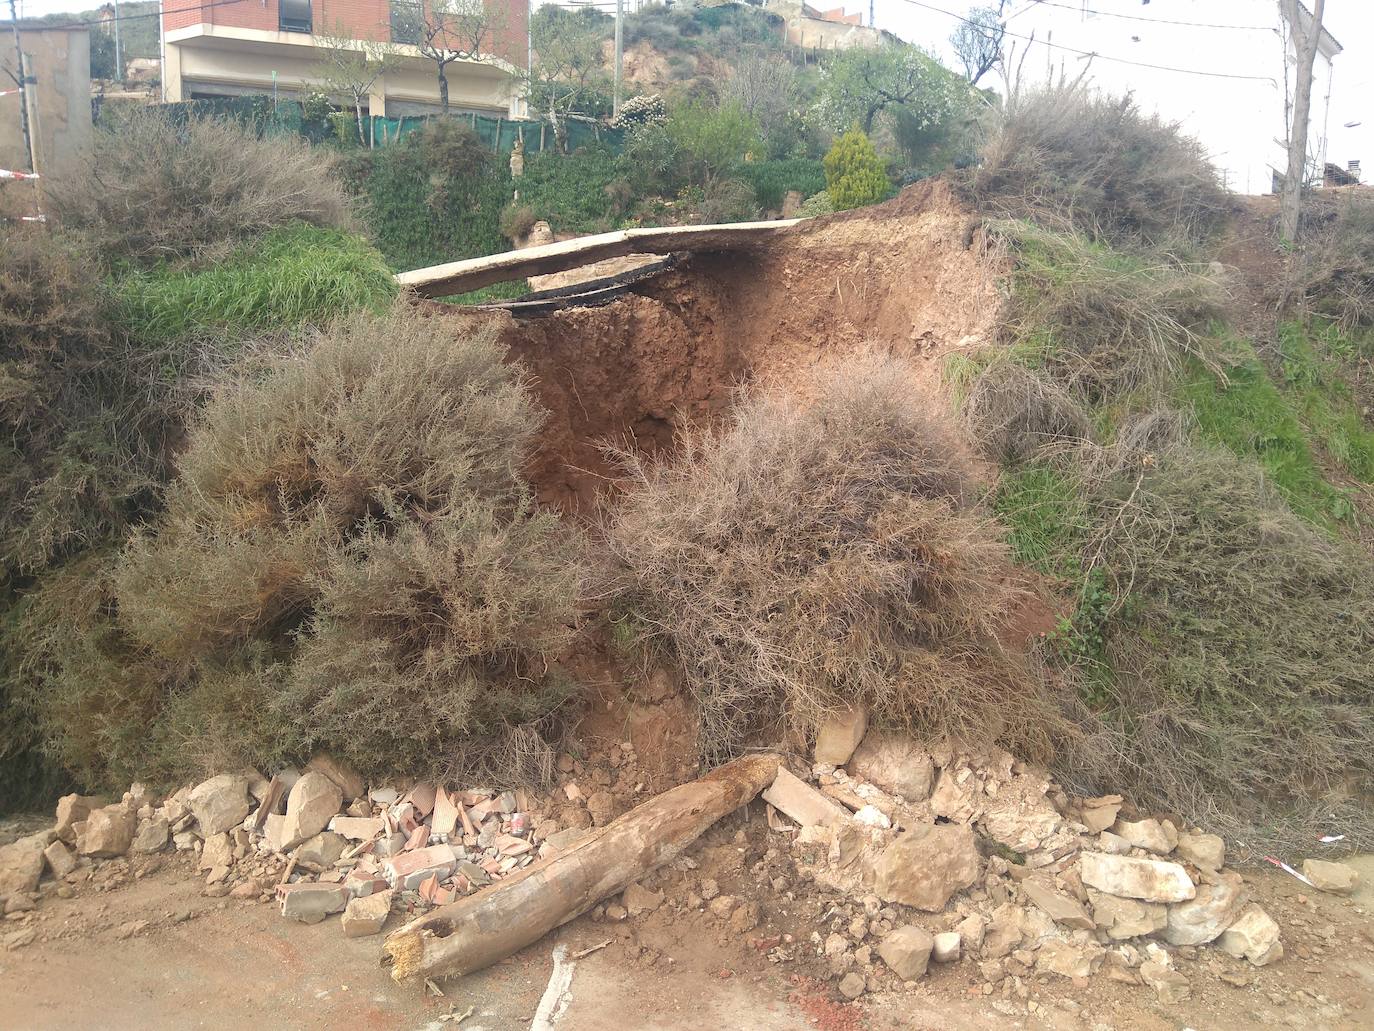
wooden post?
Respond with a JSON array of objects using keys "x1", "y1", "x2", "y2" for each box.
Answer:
[{"x1": 383, "y1": 753, "x2": 780, "y2": 982}]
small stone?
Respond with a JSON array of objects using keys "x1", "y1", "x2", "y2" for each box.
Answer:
[
  {"x1": 1036, "y1": 939, "x2": 1101, "y2": 979},
  {"x1": 814, "y1": 706, "x2": 868, "y2": 766},
  {"x1": 1088, "y1": 888, "x2": 1167, "y2": 940},
  {"x1": 848, "y1": 732, "x2": 934, "y2": 801},
  {"x1": 982, "y1": 902, "x2": 1024, "y2": 959},
  {"x1": 1301, "y1": 859, "x2": 1359, "y2": 895},
  {"x1": 341, "y1": 889, "x2": 393, "y2": 937},
  {"x1": 305, "y1": 754, "x2": 366, "y2": 801},
  {"x1": 699, "y1": 878, "x2": 720, "y2": 901},
  {"x1": 1095, "y1": 830, "x2": 1132, "y2": 855},
  {"x1": 873, "y1": 823, "x2": 980, "y2": 911},
  {"x1": 294, "y1": 832, "x2": 348, "y2": 872},
  {"x1": 932, "y1": 931, "x2": 961, "y2": 963},
  {"x1": 954, "y1": 913, "x2": 985, "y2": 953},
  {"x1": 852, "y1": 805, "x2": 891, "y2": 829},
  {"x1": 188, "y1": 775, "x2": 252, "y2": 837},
  {"x1": 837, "y1": 971, "x2": 866, "y2": 999},
  {"x1": 1079, "y1": 795, "x2": 1123, "y2": 834},
  {"x1": 229, "y1": 881, "x2": 259, "y2": 900},
  {"x1": 1079, "y1": 852, "x2": 1195, "y2": 903},
  {"x1": 877, "y1": 925, "x2": 933, "y2": 980},
  {"x1": 1218, "y1": 903, "x2": 1284, "y2": 967},
  {"x1": 4, "y1": 893, "x2": 35, "y2": 914},
  {"x1": 199, "y1": 832, "x2": 233, "y2": 871},
  {"x1": 586, "y1": 791, "x2": 616, "y2": 826},
  {"x1": 42, "y1": 840, "x2": 77, "y2": 879},
  {"x1": 1022, "y1": 878, "x2": 1095, "y2": 931},
  {"x1": 1174, "y1": 831, "x2": 1225, "y2": 871},
  {"x1": 1140, "y1": 961, "x2": 1191, "y2": 1003},
  {"x1": 761, "y1": 768, "x2": 848, "y2": 828},
  {"x1": 1110, "y1": 818, "x2": 1177, "y2": 855},
  {"x1": 278, "y1": 882, "x2": 348, "y2": 923},
  {"x1": 708, "y1": 895, "x2": 738, "y2": 919},
  {"x1": 605, "y1": 903, "x2": 628, "y2": 921},
  {"x1": 622, "y1": 882, "x2": 663, "y2": 917},
  {"x1": 5, "y1": 927, "x2": 38, "y2": 950},
  {"x1": 78, "y1": 805, "x2": 136, "y2": 858}
]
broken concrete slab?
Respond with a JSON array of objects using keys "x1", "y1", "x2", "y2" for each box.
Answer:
[
  {"x1": 761, "y1": 768, "x2": 849, "y2": 828},
  {"x1": 873, "y1": 823, "x2": 980, "y2": 912},
  {"x1": 814, "y1": 706, "x2": 868, "y2": 766},
  {"x1": 1080, "y1": 852, "x2": 1195, "y2": 903},
  {"x1": 342, "y1": 889, "x2": 393, "y2": 938},
  {"x1": 877, "y1": 924, "x2": 933, "y2": 981},
  {"x1": 278, "y1": 882, "x2": 348, "y2": 924},
  {"x1": 849, "y1": 732, "x2": 934, "y2": 801},
  {"x1": 188, "y1": 774, "x2": 252, "y2": 837},
  {"x1": 328, "y1": 816, "x2": 383, "y2": 841},
  {"x1": 382, "y1": 843, "x2": 458, "y2": 891}
]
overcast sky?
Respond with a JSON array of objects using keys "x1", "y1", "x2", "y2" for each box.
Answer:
[{"x1": 13, "y1": 0, "x2": 1372, "y2": 193}]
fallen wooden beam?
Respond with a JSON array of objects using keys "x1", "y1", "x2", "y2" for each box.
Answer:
[
  {"x1": 395, "y1": 221, "x2": 801, "y2": 298},
  {"x1": 382, "y1": 752, "x2": 780, "y2": 982}
]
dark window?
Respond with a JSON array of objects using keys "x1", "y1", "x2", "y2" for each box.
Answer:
[
  {"x1": 390, "y1": 1, "x2": 423, "y2": 45},
  {"x1": 279, "y1": 0, "x2": 312, "y2": 33}
]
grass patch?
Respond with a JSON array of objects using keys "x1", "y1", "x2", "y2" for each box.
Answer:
[
  {"x1": 1182, "y1": 341, "x2": 1355, "y2": 526},
  {"x1": 518, "y1": 146, "x2": 622, "y2": 235},
  {"x1": 112, "y1": 225, "x2": 396, "y2": 342},
  {"x1": 1278, "y1": 321, "x2": 1374, "y2": 483}
]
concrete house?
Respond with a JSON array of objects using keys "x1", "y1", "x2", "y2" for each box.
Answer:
[{"x1": 162, "y1": 0, "x2": 530, "y2": 118}]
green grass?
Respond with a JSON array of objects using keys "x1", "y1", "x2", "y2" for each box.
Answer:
[
  {"x1": 518, "y1": 147, "x2": 622, "y2": 236},
  {"x1": 113, "y1": 225, "x2": 396, "y2": 342},
  {"x1": 440, "y1": 280, "x2": 531, "y2": 305},
  {"x1": 990, "y1": 463, "x2": 1089, "y2": 580},
  {"x1": 1182, "y1": 340, "x2": 1356, "y2": 526},
  {"x1": 1278, "y1": 321, "x2": 1374, "y2": 483}
]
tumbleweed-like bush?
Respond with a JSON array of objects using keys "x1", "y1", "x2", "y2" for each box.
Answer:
[
  {"x1": 603, "y1": 355, "x2": 1064, "y2": 763},
  {"x1": 98, "y1": 307, "x2": 586, "y2": 782}
]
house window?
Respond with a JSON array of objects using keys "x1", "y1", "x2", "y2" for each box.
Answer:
[
  {"x1": 279, "y1": 0, "x2": 312, "y2": 33},
  {"x1": 390, "y1": 1, "x2": 424, "y2": 45}
]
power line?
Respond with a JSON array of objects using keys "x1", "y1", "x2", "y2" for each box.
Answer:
[
  {"x1": 898, "y1": 0, "x2": 1276, "y2": 83},
  {"x1": 1025, "y1": 1, "x2": 1273, "y2": 33},
  {"x1": 3, "y1": 0, "x2": 246, "y2": 34}
]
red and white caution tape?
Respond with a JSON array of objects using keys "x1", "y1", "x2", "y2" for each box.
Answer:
[
  {"x1": 0, "y1": 168, "x2": 40, "y2": 180},
  {"x1": 1263, "y1": 855, "x2": 1314, "y2": 886},
  {"x1": 0, "y1": 87, "x2": 22, "y2": 97}
]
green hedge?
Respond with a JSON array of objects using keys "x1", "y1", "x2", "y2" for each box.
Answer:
[
  {"x1": 518, "y1": 146, "x2": 622, "y2": 236},
  {"x1": 735, "y1": 159, "x2": 825, "y2": 211}
]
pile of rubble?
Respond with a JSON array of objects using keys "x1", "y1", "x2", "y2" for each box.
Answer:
[
  {"x1": 753, "y1": 707, "x2": 1362, "y2": 1004},
  {"x1": 0, "y1": 753, "x2": 600, "y2": 944}
]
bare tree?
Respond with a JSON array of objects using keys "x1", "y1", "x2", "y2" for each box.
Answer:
[
  {"x1": 950, "y1": 3, "x2": 1007, "y2": 87},
  {"x1": 410, "y1": 0, "x2": 508, "y2": 114},
  {"x1": 313, "y1": 22, "x2": 398, "y2": 147},
  {"x1": 528, "y1": 6, "x2": 610, "y2": 152},
  {"x1": 1279, "y1": 0, "x2": 1326, "y2": 243}
]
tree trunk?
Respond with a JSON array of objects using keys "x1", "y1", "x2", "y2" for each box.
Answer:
[
  {"x1": 355, "y1": 98, "x2": 367, "y2": 149},
  {"x1": 382, "y1": 753, "x2": 780, "y2": 982},
  {"x1": 438, "y1": 65, "x2": 450, "y2": 114},
  {"x1": 1280, "y1": 0, "x2": 1325, "y2": 243}
]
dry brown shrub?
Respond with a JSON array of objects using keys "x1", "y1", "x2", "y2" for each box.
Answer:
[
  {"x1": 1289, "y1": 190, "x2": 1374, "y2": 329},
  {"x1": 602, "y1": 355, "x2": 1064, "y2": 763},
  {"x1": 962, "y1": 360, "x2": 1090, "y2": 464},
  {"x1": 964, "y1": 76, "x2": 1231, "y2": 248},
  {"x1": 49, "y1": 108, "x2": 355, "y2": 264}
]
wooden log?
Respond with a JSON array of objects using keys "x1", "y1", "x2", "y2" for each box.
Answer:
[{"x1": 382, "y1": 753, "x2": 780, "y2": 982}]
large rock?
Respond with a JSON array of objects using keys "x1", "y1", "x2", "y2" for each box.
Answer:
[
  {"x1": 306, "y1": 754, "x2": 366, "y2": 802},
  {"x1": 981, "y1": 799, "x2": 1063, "y2": 854},
  {"x1": 280, "y1": 771, "x2": 342, "y2": 851},
  {"x1": 294, "y1": 832, "x2": 347, "y2": 872},
  {"x1": 130, "y1": 817, "x2": 169, "y2": 854},
  {"x1": 1110, "y1": 817, "x2": 1177, "y2": 855},
  {"x1": 1163, "y1": 869, "x2": 1248, "y2": 945},
  {"x1": 0, "y1": 840, "x2": 46, "y2": 896},
  {"x1": 1022, "y1": 878, "x2": 1095, "y2": 931},
  {"x1": 873, "y1": 823, "x2": 980, "y2": 911},
  {"x1": 54, "y1": 794, "x2": 103, "y2": 843},
  {"x1": 78, "y1": 804, "x2": 136, "y2": 858},
  {"x1": 188, "y1": 774, "x2": 252, "y2": 837},
  {"x1": 877, "y1": 924, "x2": 934, "y2": 980},
  {"x1": 1080, "y1": 852, "x2": 1195, "y2": 903},
  {"x1": 1088, "y1": 888, "x2": 1167, "y2": 940},
  {"x1": 982, "y1": 902, "x2": 1024, "y2": 959},
  {"x1": 341, "y1": 889, "x2": 393, "y2": 937},
  {"x1": 43, "y1": 840, "x2": 77, "y2": 879},
  {"x1": 1079, "y1": 795, "x2": 1123, "y2": 834},
  {"x1": 1217, "y1": 903, "x2": 1283, "y2": 966},
  {"x1": 1141, "y1": 961, "x2": 1191, "y2": 1003},
  {"x1": 849, "y1": 732, "x2": 934, "y2": 801},
  {"x1": 814, "y1": 706, "x2": 868, "y2": 766},
  {"x1": 762, "y1": 768, "x2": 848, "y2": 828},
  {"x1": 1302, "y1": 859, "x2": 1359, "y2": 895},
  {"x1": 1174, "y1": 830, "x2": 1225, "y2": 871}
]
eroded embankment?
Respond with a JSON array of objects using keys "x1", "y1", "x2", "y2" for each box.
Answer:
[{"x1": 431, "y1": 180, "x2": 1004, "y2": 512}]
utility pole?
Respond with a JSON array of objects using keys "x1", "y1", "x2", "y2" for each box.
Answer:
[
  {"x1": 613, "y1": 0, "x2": 623, "y2": 118},
  {"x1": 114, "y1": 0, "x2": 123, "y2": 83},
  {"x1": 869, "y1": 0, "x2": 874, "y2": 30},
  {"x1": 6, "y1": 0, "x2": 35, "y2": 174}
]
